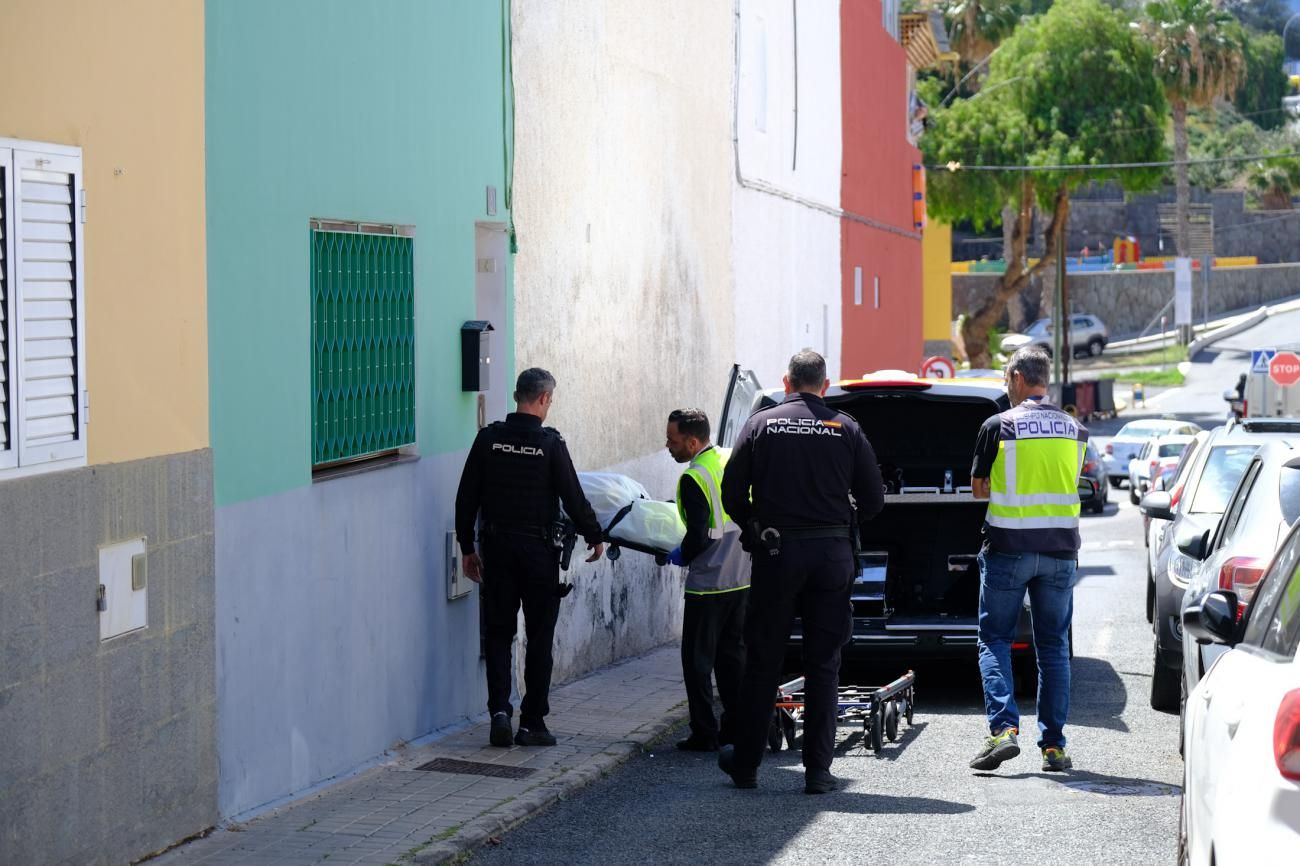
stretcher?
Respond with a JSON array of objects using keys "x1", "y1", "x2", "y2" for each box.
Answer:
[
  {"x1": 601, "y1": 502, "x2": 671, "y2": 565},
  {"x1": 769, "y1": 670, "x2": 917, "y2": 754}
]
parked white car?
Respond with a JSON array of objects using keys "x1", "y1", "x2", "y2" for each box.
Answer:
[
  {"x1": 1179, "y1": 517, "x2": 1300, "y2": 865},
  {"x1": 1128, "y1": 433, "x2": 1195, "y2": 504},
  {"x1": 1103, "y1": 419, "x2": 1202, "y2": 486}
]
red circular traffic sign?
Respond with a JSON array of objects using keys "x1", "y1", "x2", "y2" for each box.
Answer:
[
  {"x1": 920, "y1": 355, "x2": 956, "y2": 379},
  {"x1": 1270, "y1": 351, "x2": 1300, "y2": 387}
]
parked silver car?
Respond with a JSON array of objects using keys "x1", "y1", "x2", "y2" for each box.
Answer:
[
  {"x1": 1176, "y1": 439, "x2": 1300, "y2": 728},
  {"x1": 1138, "y1": 418, "x2": 1300, "y2": 712},
  {"x1": 1000, "y1": 314, "x2": 1109, "y2": 358}
]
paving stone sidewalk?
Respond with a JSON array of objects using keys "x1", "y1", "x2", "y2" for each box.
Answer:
[{"x1": 149, "y1": 647, "x2": 686, "y2": 866}]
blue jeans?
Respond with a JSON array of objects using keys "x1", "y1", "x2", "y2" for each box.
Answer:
[{"x1": 977, "y1": 550, "x2": 1079, "y2": 749}]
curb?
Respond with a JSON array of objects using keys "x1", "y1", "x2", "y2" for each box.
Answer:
[
  {"x1": 1187, "y1": 308, "x2": 1268, "y2": 358},
  {"x1": 414, "y1": 705, "x2": 688, "y2": 865},
  {"x1": 1185, "y1": 295, "x2": 1300, "y2": 359}
]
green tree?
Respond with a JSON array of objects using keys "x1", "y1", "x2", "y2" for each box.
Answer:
[
  {"x1": 923, "y1": 0, "x2": 1168, "y2": 366},
  {"x1": 1235, "y1": 29, "x2": 1289, "y2": 129},
  {"x1": 1143, "y1": 0, "x2": 1248, "y2": 256},
  {"x1": 1248, "y1": 152, "x2": 1300, "y2": 207}
]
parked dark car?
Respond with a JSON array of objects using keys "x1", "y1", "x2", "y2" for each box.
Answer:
[{"x1": 1080, "y1": 441, "x2": 1108, "y2": 514}]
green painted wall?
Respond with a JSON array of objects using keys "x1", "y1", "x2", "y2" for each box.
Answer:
[{"x1": 206, "y1": 0, "x2": 513, "y2": 506}]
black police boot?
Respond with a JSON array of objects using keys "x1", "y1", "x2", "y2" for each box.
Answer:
[
  {"x1": 514, "y1": 725, "x2": 558, "y2": 747},
  {"x1": 490, "y1": 712, "x2": 513, "y2": 748},
  {"x1": 717, "y1": 745, "x2": 757, "y2": 789},
  {"x1": 676, "y1": 734, "x2": 719, "y2": 752},
  {"x1": 804, "y1": 769, "x2": 842, "y2": 795}
]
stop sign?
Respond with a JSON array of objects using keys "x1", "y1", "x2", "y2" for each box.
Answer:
[{"x1": 1269, "y1": 351, "x2": 1300, "y2": 387}]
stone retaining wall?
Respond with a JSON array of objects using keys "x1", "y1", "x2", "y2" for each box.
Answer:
[{"x1": 953, "y1": 263, "x2": 1300, "y2": 339}]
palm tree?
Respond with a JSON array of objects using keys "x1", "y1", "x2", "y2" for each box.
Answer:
[
  {"x1": 1248, "y1": 155, "x2": 1300, "y2": 209},
  {"x1": 945, "y1": 0, "x2": 1025, "y2": 68},
  {"x1": 1143, "y1": 0, "x2": 1246, "y2": 256}
]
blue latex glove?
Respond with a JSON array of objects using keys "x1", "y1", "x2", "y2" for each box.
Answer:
[{"x1": 667, "y1": 547, "x2": 685, "y2": 567}]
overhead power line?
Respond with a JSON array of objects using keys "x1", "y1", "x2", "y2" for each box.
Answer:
[{"x1": 930, "y1": 150, "x2": 1300, "y2": 173}]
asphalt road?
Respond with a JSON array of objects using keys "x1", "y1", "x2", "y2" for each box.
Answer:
[{"x1": 470, "y1": 311, "x2": 1300, "y2": 866}]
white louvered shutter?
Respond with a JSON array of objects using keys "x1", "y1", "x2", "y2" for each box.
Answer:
[
  {"x1": 0, "y1": 149, "x2": 14, "y2": 470},
  {"x1": 14, "y1": 149, "x2": 85, "y2": 466}
]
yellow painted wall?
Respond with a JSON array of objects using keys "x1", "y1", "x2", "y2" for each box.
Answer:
[
  {"x1": 922, "y1": 221, "x2": 952, "y2": 341},
  {"x1": 0, "y1": 0, "x2": 207, "y2": 464}
]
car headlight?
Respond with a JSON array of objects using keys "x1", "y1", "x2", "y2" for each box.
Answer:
[{"x1": 1167, "y1": 551, "x2": 1195, "y2": 587}]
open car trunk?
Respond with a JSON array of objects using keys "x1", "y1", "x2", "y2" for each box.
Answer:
[{"x1": 829, "y1": 389, "x2": 998, "y2": 623}]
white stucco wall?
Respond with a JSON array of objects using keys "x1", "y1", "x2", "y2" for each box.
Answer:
[
  {"x1": 511, "y1": 2, "x2": 737, "y2": 676},
  {"x1": 733, "y1": 0, "x2": 843, "y2": 385},
  {"x1": 512, "y1": 1, "x2": 737, "y2": 467}
]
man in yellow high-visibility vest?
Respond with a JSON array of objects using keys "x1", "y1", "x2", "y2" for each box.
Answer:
[
  {"x1": 664, "y1": 408, "x2": 751, "y2": 752},
  {"x1": 970, "y1": 346, "x2": 1088, "y2": 774}
]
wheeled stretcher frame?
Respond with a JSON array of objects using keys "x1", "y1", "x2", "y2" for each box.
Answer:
[{"x1": 769, "y1": 670, "x2": 917, "y2": 754}]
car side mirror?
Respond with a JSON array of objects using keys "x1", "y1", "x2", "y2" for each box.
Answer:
[
  {"x1": 1182, "y1": 591, "x2": 1240, "y2": 646},
  {"x1": 1175, "y1": 523, "x2": 1212, "y2": 560},
  {"x1": 1140, "y1": 491, "x2": 1174, "y2": 521},
  {"x1": 1222, "y1": 388, "x2": 1238, "y2": 402},
  {"x1": 1077, "y1": 477, "x2": 1098, "y2": 499}
]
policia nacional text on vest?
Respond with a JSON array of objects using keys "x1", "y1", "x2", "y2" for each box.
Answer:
[{"x1": 985, "y1": 400, "x2": 1089, "y2": 554}]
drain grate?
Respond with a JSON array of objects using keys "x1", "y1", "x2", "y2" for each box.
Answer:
[
  {"x1": 413, "y1": 757, "x2": 537, "y2": 780},
  {"x1": 1064, "y1": 780, "x2": 1180, "y2": 797}
]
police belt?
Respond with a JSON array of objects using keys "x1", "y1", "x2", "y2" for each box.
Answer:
[
  {"x1": 768, "y1": 525, "x2": 851, "y2": 540},
  {"x1": 482, "y1": 521, "x2": 552, "y2": 541}
]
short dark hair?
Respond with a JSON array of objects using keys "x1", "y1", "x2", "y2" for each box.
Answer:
[
  {"x1": 668, "y1": 408, "x2": 710, "y2": 442},
  {"x1": 787, "y1": 349, "x2": 828, "y2": 391},
  {"x1": 1006, "y1": 347, "x2": 1050, "y2": 388},
  {"x1": 514, "y1": 367, "x2": 557, "y2": 404}
]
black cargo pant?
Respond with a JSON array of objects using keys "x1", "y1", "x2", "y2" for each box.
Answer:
[
  {"x1": 682, "y1": 589, "x2": 748, "y2": 744},
  {"x1": 481, "y1": 533, "x2": 561, "y2": 730},
  {"x1": 733, "y1": 537, "x2": 854, "y2": 775}
]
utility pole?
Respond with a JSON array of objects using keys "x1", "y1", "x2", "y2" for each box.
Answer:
[
  {"x1": 1061, "y1": 231, "x2": 1072, "y2": 386},
  {"x1": 1053, "y1": 229, "x2": 1064, "y2": 389}
]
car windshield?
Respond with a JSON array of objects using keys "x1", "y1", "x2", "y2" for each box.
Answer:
[
  {"x1": 1026, "y1": 319, "x2": 1051, "y2": 335},
  {"x1": 1281, "y1": 465, "x2": 1300, "y2": 526},
  {"x1": 1189, "y1": 444, "x2": 1259, "y2": 514},
  {"x1": 1157, "y1": 442, "x2": 1188, "y2": 458},
  {"x1": 1116, "y1": 421, "x2": 1173, "y2": 439}
]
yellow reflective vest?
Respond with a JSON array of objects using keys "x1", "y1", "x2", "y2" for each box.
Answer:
[{"x1": 986, "y1": 401, "x2": 1088, "y2": 554}]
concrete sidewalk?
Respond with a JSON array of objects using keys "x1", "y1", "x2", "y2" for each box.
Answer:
[{"x1": 149, "y1": 648, "x2": 686, "y2": 866}]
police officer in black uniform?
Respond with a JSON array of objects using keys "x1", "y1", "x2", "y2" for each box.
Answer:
[
  {"x1": 455, "y1": 368, "x2": 605, "y2": 748},
  {"x1": 717, "y1": 350, "x2": 884, "y2": 794}
]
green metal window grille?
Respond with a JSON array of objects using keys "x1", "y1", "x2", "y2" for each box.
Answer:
[{"x1": 311, "y1": 229, "x2": 415, "y2": 467}]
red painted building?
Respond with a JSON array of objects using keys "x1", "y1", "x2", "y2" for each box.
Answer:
[{"x1": 840, "y1": 0, "x2": 926, "y2": 377}]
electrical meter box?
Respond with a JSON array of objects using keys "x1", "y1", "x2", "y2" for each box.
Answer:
[{"x1": 461, "y1": 321, "x2": 494, "y2": 392}]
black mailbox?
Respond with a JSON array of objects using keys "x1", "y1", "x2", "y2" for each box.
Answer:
[{"x1": 461, "y1": 321, "x2": 494, "y2": 392}]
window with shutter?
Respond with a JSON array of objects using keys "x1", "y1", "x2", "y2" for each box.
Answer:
[
  {"x1": 310, "y1": 222, "x2": 415, "y2": 470},
  {"x1": 0, "y1": 141, "x2": 87, "y2": 480}
]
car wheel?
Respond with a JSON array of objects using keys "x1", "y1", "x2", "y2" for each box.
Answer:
[
  {"x1": 1151, "y1": 639, "x2": 1180, "y2": 712},
  {"x1": 1090, "y1": 498, "x2": 1105, "y2": 514},
  {"x1": 1109, "y1": 477, "x2": 1124, "y2": 489},
  {"x1": 1130, "y1": 486, "x2": 1140, "y2": 505},
  {"x1": 1088, "y1": 337, "x2": 1104, "y2": 357}
]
